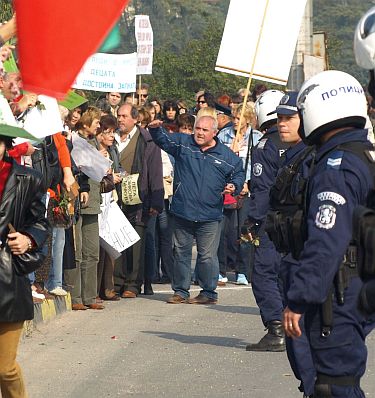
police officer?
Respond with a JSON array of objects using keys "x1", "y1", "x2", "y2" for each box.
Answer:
[
  {"x1": 266, "y1": 92, "x2": 316, "y2": 397},
  {"x1": 283, "y1": 70, "x2": 373, "y2": 398},
  {"x1": 245, "y1": 90, "x2": 291, "y2": 352}
]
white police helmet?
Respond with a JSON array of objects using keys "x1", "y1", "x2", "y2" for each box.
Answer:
[
  {"x1": 297, "y1": 70, "x2": 367, "y2": 144},
  {"x1": 354, "y1": 7, "x2": 375, "y2": 69},
  {"x1": 254, "y1": 89, "x2": 284, "y2": 131}
]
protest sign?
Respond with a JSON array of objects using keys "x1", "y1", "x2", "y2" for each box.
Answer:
[
  {"x1": 71, "y1": 134, "x2": 112, "y2": 182},
  {"x1": 72, "y1": 53, "x2": 137, "y2": 93},
  {"x1": 122, "y1": 173, "x2": 142, "y2": 205},
  {"x1": 99, "y1": 193, "x2": 140, "y2": 258},
  {"x1": 20, "y1": 95, "x2": 64, "y2": 139},
  {"x1": 215, "y1": 0, "x2": 307, "y2": 85},
  {"x1": 135, "y1": 15, "x2": 153, "y2": 75}
]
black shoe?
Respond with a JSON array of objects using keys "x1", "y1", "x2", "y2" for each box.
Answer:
[
  {"x1": 246, "y1": 321, "x2": 286, "y2": 352},
  {"x1": 143, "y1": 282, "x2": 154, "y2": 295}
]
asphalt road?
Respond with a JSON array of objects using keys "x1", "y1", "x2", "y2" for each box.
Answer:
[{"x1": 18, "y1": 281, "x2": 375, "y2": 398}]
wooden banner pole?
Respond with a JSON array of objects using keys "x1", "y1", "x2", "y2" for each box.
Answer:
[{"x1": 231, "y1": 0, "x2": 270, "y2": 153}]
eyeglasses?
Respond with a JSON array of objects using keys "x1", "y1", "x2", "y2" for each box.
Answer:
[
  {"x1": 140, "y1": 94, "x2": 148, "y2": 98},
  {"x1": 197, "y1": 101, "x2": 206, "y2": 105}
]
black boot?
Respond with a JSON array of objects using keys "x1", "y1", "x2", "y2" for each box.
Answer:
[
  {"x1": 245, "y1": 321, "x2": 286, "y2": 352},
  {"x1": 143, "y1": 281, "x2": 154, "y2": 295}
]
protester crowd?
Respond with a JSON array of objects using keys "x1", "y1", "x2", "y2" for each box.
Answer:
[{"x1": 3, "y1": 8, "x2": 375, "y2": 398}]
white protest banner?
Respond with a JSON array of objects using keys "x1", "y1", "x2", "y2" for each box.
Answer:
[
  {"x1": 99, "y1": 193, "x2": 140, "y2": 258},
  {"x1": 135, "y1": 15, "x2": 153, "y2": 75},
  {"x1": 72, "y1": 52, "x2": 137, "y2": 93},
  {"x1": 215, "y1": 0, "x2": 307, "y2": 85},
  {"x1": 71, "y1": 133, "x2": 112, "y2": 182},
  {"x1": 20, "y1": 95, "x2": 64, "y2": 139}
]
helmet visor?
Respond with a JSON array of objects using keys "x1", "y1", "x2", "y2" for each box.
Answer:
[{"x1": 362, "y1": 12, "x2": 375, "y2": 39}]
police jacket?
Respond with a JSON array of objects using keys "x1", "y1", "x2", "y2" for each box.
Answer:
[
  {"x1": 149, "y1": 126, "x2": 245, "y2": 222},
  {"x1": 266, "y1": 140, "x2": 314, "y2": 259},
  {"x1": 247, "y1": 126, "x2": 290, "y2": 226},
  {"x1": 287, "y1": 129, "x2": 374, "y2": 314},
  {"x1": 0, "y1": 160, "x2": 50, "y2": 322}
]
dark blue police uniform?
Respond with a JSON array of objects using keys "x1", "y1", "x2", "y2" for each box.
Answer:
[
  {"x1": 248, "y1": 126, "x2": 290, "y2": 325},
  {"x1": 287, "y1": 129, "x2": 373, "y2": 397}
]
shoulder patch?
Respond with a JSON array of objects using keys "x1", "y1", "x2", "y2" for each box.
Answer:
[
  {"x1": 315, "y1": 204, "x2": 336, "y2": 229},
  {"x1": 257, "y1": 139, "x2": 267, "y2": 149},
  {"x1": 326, "y1": 150, "x2": 344, "y2": 170},
  {"x1": 317, "y1": 191, "x2": 346, "y2": 205},
  {"x1": 253, "y1": 163, "x2": 263, "y2": 177}
]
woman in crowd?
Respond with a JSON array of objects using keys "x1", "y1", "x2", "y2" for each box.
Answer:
[
  {"x1": 150, "y1": 98, "x2": 163, "y2": 120},
  {"x1": 162, "y1": 100, "x2": 179, "y2": 132},
  {"x1": 96, "y1": 115, "x2": 123, "y2": 301},
  {"x1": 195, "y1": 91, "x2": 215, "y2": 113}
]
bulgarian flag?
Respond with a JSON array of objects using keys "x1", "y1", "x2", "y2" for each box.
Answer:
[{"x1": 14, "y1": 0, "x2": 129, "y2": 99}]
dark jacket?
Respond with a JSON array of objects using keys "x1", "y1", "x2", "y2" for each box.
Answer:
[
  {"x1": 149, "y1": 126, "x2": 245, "y2": 222},
  {"x1": 108, "y1": 144, "x2": 123, "y2": 205},
  {"x1": 119, "y1": 126, "x2": 164, "y2": 225},
  {"x1": 0, "y1": 159, "x2": 50, "y2": 322}
]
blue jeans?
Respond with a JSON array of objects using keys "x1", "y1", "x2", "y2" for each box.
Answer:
[
  {"x1": 45, "y1": 227, "x2": 66, "y2": 291},
  {"x1": 172, "y1": 216, "x2": 221, "y2": 300},
  {"x1": 157, "y1": 206, "x2": 173, "y2": 281}
]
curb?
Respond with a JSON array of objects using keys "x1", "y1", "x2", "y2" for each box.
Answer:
[{"x1": 23, "y1": 293, "x2": 72, "y2": 337}]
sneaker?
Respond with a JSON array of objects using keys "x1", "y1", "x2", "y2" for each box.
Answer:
[
  {"x1": 236, "y1": 274, "x2": 249, "y2": 285},
  {"x1": 218, "y1": 274, "x2": 228, "y2": 286},
  {"x1": 32, "y1": 290, "x2": 45, "y2": 300},
  {"x1": 49, "y1": 287, "x2": 68, "y2": 296}
]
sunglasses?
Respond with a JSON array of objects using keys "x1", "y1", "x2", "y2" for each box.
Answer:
[
  {"x1": 140, "y1": 94, "x2": 149, "y2": 98},
  {"x1": 197, "y1": 100, "x2": 206, "y2": 104}
]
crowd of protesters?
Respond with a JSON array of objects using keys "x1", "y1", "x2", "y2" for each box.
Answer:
[{"x1": 30, "y1": 84, "x2": 264, "y2": 307}]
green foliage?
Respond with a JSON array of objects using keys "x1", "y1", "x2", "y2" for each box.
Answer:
[
  {"x1": 313, "y1": 0, "x2": 371, "y2": 84},
  {"x1": 146, "y1": 20, "x2": 247, "y2": 104},
  {"x1": 0, "y1": 0, "x2": 12, "y2": 22}
]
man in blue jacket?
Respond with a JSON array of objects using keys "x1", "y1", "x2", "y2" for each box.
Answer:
[{"x1": 148, "y1": 115, "x2": 245, "y2": 304}]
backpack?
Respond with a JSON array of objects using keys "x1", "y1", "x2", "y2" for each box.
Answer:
[{"x1": 31, "y1": 135, "x2": 63, "y2": 191}]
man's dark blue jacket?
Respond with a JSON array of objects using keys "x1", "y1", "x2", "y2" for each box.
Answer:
[{"x1": 149, "y1": 127, "x2": 245, "y2": 222}]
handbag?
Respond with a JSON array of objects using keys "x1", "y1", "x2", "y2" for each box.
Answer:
[{"x1": 100, "y1": 174, "x2": 115, "y2": 194}]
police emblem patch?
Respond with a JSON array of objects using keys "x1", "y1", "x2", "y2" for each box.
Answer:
[
  {"x1": 315, "y1": 204, "x2": 336, "y2": 229},
  {"x1": 253, "y1": 163, "x2": 263, "y2": 177}
]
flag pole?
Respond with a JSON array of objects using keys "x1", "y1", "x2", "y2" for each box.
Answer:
[{"x1": 231, "y1": 0, "x2": 270, "y2": 153}]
